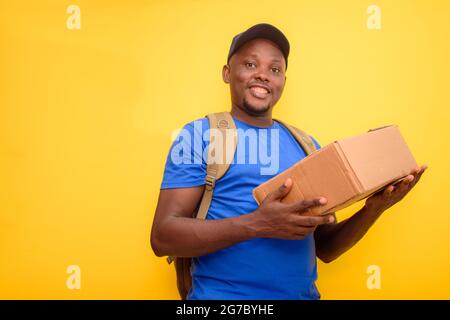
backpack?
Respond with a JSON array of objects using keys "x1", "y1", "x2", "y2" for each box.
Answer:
[{"x1": 166, "y1": 111, "x2": 318, "y2": 300}]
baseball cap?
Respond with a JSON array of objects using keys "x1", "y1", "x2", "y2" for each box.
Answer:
[{"x1": 227, "y1": 23, "x2": 290, "y2": 69}]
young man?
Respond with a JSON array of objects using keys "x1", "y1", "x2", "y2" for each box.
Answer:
[{"x1": 151, "y1": 23, "x2": 427, "y2": 299}]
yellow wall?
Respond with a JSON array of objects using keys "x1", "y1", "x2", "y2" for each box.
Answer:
[{"x1": 1, "y1": 0, "x2": 449, "y2": 299}]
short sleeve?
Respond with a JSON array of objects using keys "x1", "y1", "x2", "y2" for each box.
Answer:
[{"x1": 160, "y1": 118, "x2": 209, "y2": 189}]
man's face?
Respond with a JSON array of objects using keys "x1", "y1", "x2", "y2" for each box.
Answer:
[{"x1": 223, "y1": 38, "x2": 287, "y2": 116}]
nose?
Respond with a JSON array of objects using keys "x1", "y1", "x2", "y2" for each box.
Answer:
[{"x1": 254, "y1": 69, "x2": 269, "y2": 83}]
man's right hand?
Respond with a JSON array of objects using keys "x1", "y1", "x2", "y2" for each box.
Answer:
[{"x1": 250, "y1": 178, "x2": 335, "y2": 240}]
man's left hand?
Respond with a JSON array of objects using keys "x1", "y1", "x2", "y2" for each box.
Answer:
[{"x1": 365, "y1": 164, "x2": 428, "y2": 214}]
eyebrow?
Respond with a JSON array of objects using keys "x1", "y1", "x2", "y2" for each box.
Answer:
[{"x1": 246, "y1": 53, "x2": 283, "y2": 63}]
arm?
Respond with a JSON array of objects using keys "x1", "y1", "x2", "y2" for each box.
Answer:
[
  {"x1": 314, "y1": 206, "x2": 382, "y2": 263},
  {"x1": 314, "y1": 165, "x2": 427, "y2": 263},
  {"x1": 151, "y1": 178, "x2": 335, "y2": 258},
  {"x1": 150, "y1": 186, "x2": 260, "y2": 257}
]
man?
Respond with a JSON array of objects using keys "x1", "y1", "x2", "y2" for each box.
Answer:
[{"x1": 151, "y1": 23, "x2": 427, "y2": 299}]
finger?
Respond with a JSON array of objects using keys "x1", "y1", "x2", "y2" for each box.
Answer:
[
  {"x1": 293, "y1": 226, "x2": 316, "y2": 234},
  {"x1": 290, "y1": 197, "x2": 327, "y2": 212},
  {"x1": 327, "y1": 212, "x2": 337, "y2": 224},
  {"x1": 294, "y1": 214, "x2": 335, "y2": 227},
  {"x1": 409, "y1": 164, "x2": 427, "y2": 177},
  {"x1": 268, "y1": 178, "x2": 293, "y2": 201},
  {"x1": 381, "y1": 165, "x2": 428, "y2": 197},
  {"x1": 417, "y1": 165, "x2": 428, "y2": 177},
  {"x1": 393, "y1": 179, "x2": 411, "y2": 197},
  {"x1": 383, "y1": 184, "x2": 395, "y2": 197},
  {"x1": 411, "y1": 166, "x2": 427, "y2": 188},
  {"x1": 399, "y1": 175, "x2": 415, "y2": 189},
  {"x1": 396, "y1": 166, "x2": 427, "y2": 194},
  {"x1": 416, "y1": 167, "x2": 426, "y2": 180},
  {"x1": 407, "y1": 165, "x2": 427, "y2": 188},
  {"x1": 389, "y1": 174, "x2": 414, "y2": 192},
  {"x1": 292, "y1": 233, "x2": 307, "y2": 240}
]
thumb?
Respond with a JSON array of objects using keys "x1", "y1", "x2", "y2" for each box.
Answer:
[{"x1": 269, "y1": 178, "x2": 293, "y2": 201}]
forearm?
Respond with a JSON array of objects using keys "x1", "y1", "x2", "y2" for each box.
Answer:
[
  {"x1": 152, "y1": 212, "x2": 260, "y2": 258},
  {"x1": 315, "y1": 205, "x2": 384, "y2": 262}
]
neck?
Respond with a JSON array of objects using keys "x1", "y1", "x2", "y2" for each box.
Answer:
[{"x1": 230, "y1": 105, "x2": 273, "y2": 128}]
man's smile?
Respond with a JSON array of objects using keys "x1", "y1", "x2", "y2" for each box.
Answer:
[{"x1": 248, "y1": 84, "x2": 271, "y2": 99}]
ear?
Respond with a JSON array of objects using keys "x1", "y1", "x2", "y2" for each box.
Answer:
[{"x1": 222, "y1": 64, "x2": 231, "y2": 84}]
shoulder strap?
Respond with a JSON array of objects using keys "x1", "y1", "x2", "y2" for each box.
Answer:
[
  {"x1": 167, "y1": 112, "x2": 237, "y2": 264},
  {"x1": 195, "y1": 112, "x2": 238, "y2": 220},
  {"x1": 273, "y1": 118, "x2": 317, "y2": 155},
  {"x1": 167, "y1": 116, "x2": 312, "y2": 264}
]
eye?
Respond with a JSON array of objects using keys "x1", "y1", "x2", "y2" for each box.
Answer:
[
  {"x1": 271, "y1": 67, "x2": 281, "y2": 73},
  {"x1": 245, "y1": 62, "x2": 256, "y2": 68}
]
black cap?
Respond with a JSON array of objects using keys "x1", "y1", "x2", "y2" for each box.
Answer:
[{"x1": 227, "y1": 23, "x2": 290, "y2": 69}]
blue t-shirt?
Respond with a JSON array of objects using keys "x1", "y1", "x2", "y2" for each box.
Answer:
[{"x1": 160, "y1": 115, "x2": 322, "y2": 300}]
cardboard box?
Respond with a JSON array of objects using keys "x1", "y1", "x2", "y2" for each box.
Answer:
[{"x1": 252, "y1": 125, "x2": 418, "y2": 215}]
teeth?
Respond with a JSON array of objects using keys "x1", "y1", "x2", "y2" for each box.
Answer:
[{"x1": 251, "y1": 87, "x2": 268, "y2": 94}]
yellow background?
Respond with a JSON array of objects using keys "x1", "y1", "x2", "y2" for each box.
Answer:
[{"x1": 1, "y1": 0, "x2": 449, "y2": 299}]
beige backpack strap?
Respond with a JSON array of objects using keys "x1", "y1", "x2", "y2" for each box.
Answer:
[
  {"x1": 166, "y1": 112, "x2": 237, "y2": 265},
  {"x1": 273, "y1": 118, "x2": 317, "y2": 155},
  {"x1": 196, "y1": 112, "x2": 238, "y2": 219}
]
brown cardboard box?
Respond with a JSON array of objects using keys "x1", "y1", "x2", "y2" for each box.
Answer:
[{"x1": 252, "y1": 125, "x2": 418, "y2": 215}]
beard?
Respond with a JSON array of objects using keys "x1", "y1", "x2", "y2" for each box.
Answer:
[{"x1": 242, "y1": 98, "x2": 271, "y2": 116}]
